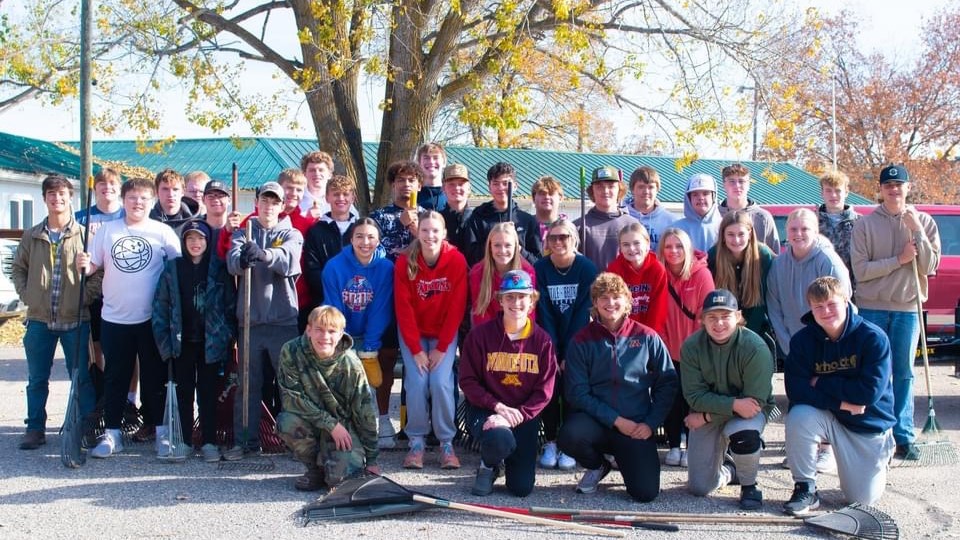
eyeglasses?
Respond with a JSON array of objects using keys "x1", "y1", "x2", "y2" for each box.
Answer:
[{"x1": 547, "y1": 234, "x2": 571, "y2": 243}]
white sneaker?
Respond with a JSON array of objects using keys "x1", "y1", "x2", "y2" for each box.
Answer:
[
  {"x1": 816, "y1": 446, "x2": 837, "y2": 474},
  {"x1": 665, "y1": 447, "x2": 682, "y2": 466},
  {"x1": 156, "y1": 426, "x2": 171, "y2": 458},
  {"x1": 90, "y1": 429, "x2": 123, "y2": 458},
  {"x1": 557, "y1": 451, "x2": 577, "y2": 471},
  {"x1": 539, "y1": 442, "x2": 559, "y2": 468},
  {"x1": 377, "y1": 417, "x2": 397, "y2": 449},
  {"x1": 680, "y1": 450, "x2": 688, "y2": 468}
]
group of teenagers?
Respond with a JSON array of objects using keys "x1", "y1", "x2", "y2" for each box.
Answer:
[{"x1": 12, "y1": 142, "x2": 941, "y2": 518}]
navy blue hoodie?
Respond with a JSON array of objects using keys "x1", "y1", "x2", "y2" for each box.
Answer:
[{"x1": 785, "y1": 304, "x2": 896, "y2": 434}]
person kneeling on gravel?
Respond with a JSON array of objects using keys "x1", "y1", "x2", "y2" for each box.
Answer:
[
  {"x1": 681, "y1": 289, "x2": 775, "y2": 511},
  {"x1": 276, "y1": 306, "x2": 380, "y2": 491},
  {"x1": 782, "y1": 277, "x2": 895, "y2": 515}
]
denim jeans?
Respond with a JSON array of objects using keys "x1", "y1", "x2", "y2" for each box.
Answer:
[
  {"x1": 23, "y1": 320, "x2": 93, "y2": 431},
  {"x1": 859, "y1": 308, "x2": 918, "y2": 445}
]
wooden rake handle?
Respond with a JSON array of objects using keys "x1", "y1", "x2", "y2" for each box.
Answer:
[{"x1": 411, "y1": 494, "x2": 625, "y2": 537}]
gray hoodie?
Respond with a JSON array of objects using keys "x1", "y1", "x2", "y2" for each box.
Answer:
[
  {"x1": 626, "y1": 203, "x2": 679, "y2": 252},
  {"x1": 765, "y1": 236, "x2": 851, "y2": 355},
  {"x1": 673, "y1": 180, "x2": 722, "y2": 252},
  {"x1": 227, "y1": 216, "x2": 303, "y2": 327}
]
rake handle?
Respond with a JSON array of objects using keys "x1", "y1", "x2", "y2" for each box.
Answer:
[
  {"x1": 911, "y1": 259, "x2": 936, "y2": 406},
  {"x1": 241, "y1": 219, "x2": 253, "y2": 441},
  {"x1": 410, "y1": 495, "x2": 625, "y2": 537}
]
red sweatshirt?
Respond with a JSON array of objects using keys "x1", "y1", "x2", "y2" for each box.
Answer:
[
  {"x1": 468, "y1": 260, "x2": 537, "y2": 327},
  {"x1": 662, "y1": 250, "x2": 715, "y2": 361},
  {"x1": 605, "y1": 251, "x2": 668, "y2": 338},
  {"x1": 394, "y1": 241, "x2": 468, "y2": 355}
]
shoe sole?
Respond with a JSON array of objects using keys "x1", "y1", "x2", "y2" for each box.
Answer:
[
  {"x1": 575, "y1": 486, "x2": 598, "y2": 494},
  {"x1": 783, "y1": 502, "x2": 819, "y2": 516}
]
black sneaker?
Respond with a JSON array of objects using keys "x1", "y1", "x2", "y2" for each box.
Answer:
[
  {"x1": 739, "y1": 484, "x2": 763, "y2": 510},
  {"x1": 783, "y1": 482, "x2": 820, "y2": 516},
  {"x1": 895, "y1": 443, "x2": 920, "y2": 461},
  {"x1": 471, "y1": 464, "x2": 500, "y2": 496}
]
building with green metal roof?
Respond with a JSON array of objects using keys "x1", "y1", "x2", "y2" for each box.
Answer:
[{"x1": 75, "y1": 137, "x2": 873, "y2": 205}]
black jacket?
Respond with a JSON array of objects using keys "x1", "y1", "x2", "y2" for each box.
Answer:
[
  {"x1": 303, "y1": 219, "x2": 351, "y2": 309},
  {"x1": 464, "y1": 201, "x2": 542, "y2": 267}
]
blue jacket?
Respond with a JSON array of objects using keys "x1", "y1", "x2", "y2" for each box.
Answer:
[
  {"x1": 564, "y1": 317, "x2": 677, "y2": 429},
  {"x1": 322, "y1": 245, "x2": 394, "y2": 354},
  {"x1": 152, "y1": 253, "x2": 237, "y2": 366},
  {"x1": 534, "y1": 254, "x2": 598, "y2": 361},
  {"x1": 785, "y1": 304, "x2": 895, "y2": 434}
]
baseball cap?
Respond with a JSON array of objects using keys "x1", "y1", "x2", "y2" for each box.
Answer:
[
  {"x1": 591, "y1": 166, "x2": 621, "y2": 184},
  {"x1": 498, "y1": 270, "x2": 535, "y2": 295},
  {"x1": 203, "y1": 180, "x2": 230, "y2": 197},
  {"x1": 180, "y1": 219, "x2": 211, "y2": 240},
  {"x1": 257, "y1": 181, "x2": 283, "y2": 200},
  {"x1": 443, "y1": 163, "x2": 469, "y2": 183},
  {"x1": 702, "y1": 289, "x2": 739, "y2": 313},
  {"x1": 879, "y1": 164, "x2": 909, "y2": 184},
  {"x1": 686, "y1": 173, "x2": 717, "y2": 194}
]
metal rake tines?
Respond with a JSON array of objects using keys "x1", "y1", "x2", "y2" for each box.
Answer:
[{"x1": 804, "y1": 503, "x2": 899, "y2": 540}]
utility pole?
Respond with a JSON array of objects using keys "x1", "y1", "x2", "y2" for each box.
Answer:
[
  {"x1": 738, "y1": 85, "x2": 758, "y2": 161},
  {"x1": 79, "y1": 0, "x2": 93, "y2": 205}
]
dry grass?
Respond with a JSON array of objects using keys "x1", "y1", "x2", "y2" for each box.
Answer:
[{"x1": 0, "y1": 313, "x2": 25, "y2": 347}]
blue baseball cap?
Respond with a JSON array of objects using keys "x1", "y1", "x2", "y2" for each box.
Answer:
[
  {"x1": 879, "y1": 164, "x2": 909, "y2": 184},
  {"x1": 498, "y1": 270, "x2": 535, "y2": 295}
]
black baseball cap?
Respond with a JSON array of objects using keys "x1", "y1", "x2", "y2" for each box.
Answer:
[
  {"x1": 702, "y1": 289, "x2": 739, "y2": 313},
  {"x1": 203, "y1": 180, "x2": 230, "y2": 196},
  {"x1": 879, "y1": 164, "x2": 909, "y2": 184}
]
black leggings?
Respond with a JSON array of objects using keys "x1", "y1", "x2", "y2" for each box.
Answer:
[{"x1": 101, "y1": 320, "x2": 165, "y2": 429}]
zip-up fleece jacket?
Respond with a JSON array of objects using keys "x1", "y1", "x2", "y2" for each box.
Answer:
[
  {"x1": 679, "y1": 326, "x2": 775, "y2": 424},
  {"x1": 465, "y1": 201, "x2": 542, "y2": 267},
  {"x1": 573, "y1": 207, "x2": 639, "y2": 270},
  {"x1": 468, "y1": 259, "x2": 537, "y2": 327},
  {"x1": 626, "y1": 203, "x2": 679, "y2": 252},
  {"x1": 719, "y1": 199, "x2": 781, "y2": 253},
  {"x1": 12, "y1": 218, "x2": 102, "y2": 324},
  {"x1": 226, "y1": 216, "x2": 303, "y2": 326},
  {"x1": 785, "y1": 304, "x2": 895, "y2": 434},
  {"x1": 152, "y1": 252, "x2": 237, "y2": 366},
  {"x1": 766, "y1": 237, "x2": 851, "y2": 355},
  {"x1": 662, "y1": 250, "x2": 715, "y2": 361},
  {"x1": 459, "y1": 317, "x2": 558, "y2": 421},
  {"x1": 394, "y1": 241, "x2": 468, "y2": 355},
  {"x1": 534, "y1": 254, "x2": 598, "y2": 361},
  {"x1": 605, "y1": 251, "x2": 668, "y2": 338},
  {"x1": 322, "y1": 245, "x2": 394, "y2": 354},
  {"x1": 851, "y1": 204, "x2": 940, "y2": 311},
  {"x1": 278, "y1": 332, "x2": 378, "y2": 466},
  {"x1": 564, "y1": 318, "x2": 677, "y2": 429}
]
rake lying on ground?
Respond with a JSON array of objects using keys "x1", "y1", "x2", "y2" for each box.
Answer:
[{"x1": 476, "y1": 503, "x2": 898, "y2": 540}]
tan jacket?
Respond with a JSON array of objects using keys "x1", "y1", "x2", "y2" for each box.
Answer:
[
  {"x1": 851, "y1": 205, "x2": 940, "y2": 311},
  {"x1": 11, "y1": 218, "x2": 102, "y2": 325}
]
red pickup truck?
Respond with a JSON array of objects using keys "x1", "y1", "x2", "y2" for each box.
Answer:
[{"x1": 767, "y1": 204, "x2": 960, "y2": 354}]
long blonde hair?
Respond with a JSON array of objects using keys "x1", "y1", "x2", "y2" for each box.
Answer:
[
  {"x1": 657, "y1": 227, "x2": 695, "y2": 280},
  {"x1": 474, "y1": 222, "x2": 523, "y2": 316},
  {"x1": 714, "y1": 210, "x2": 762, "y2": 308},
  {"x1": 404, "y1": 210, "x2": 445, "y2": 280}
]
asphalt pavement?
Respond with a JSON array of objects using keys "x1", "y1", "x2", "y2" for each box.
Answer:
[{"x1": 0, "y1": 346, "x2": 957, "y2": 539}]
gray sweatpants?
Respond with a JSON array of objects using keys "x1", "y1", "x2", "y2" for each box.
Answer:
[
  {"x1": 785, "y1": 405, "x2": 895, "y2": 505},
  {"x1": 687, "y1": 413, "x2": 766, "y2": 496},
  {"x1": 233, "y1": 323, "x2": 299, "y2": 448}
]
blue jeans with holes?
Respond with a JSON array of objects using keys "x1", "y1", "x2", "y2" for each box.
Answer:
[
  {"x1": 23, "y1": 320, "x2": 93, "y2": 431},
  {"x1": 859, "y1": 308, "x2": 918, "y2": 445}
]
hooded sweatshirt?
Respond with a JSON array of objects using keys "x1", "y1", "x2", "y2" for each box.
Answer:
[
  {"x1": 303, "y1": 217, "x2": 351, "y2": 310},
  {"x1": 785, "y1": 304, "x2": 895, "y2": 434},
  {"x1": 662, "y1": 250, "x2": 715, "y2": 361},
  {"x1": 226, "y1": 216, "x2": 303, "y2": 327},
  {"x1": 605, "y1": 251, "x2": 668, "y2": 338},
  {"x1": 394, "y1": 241, "x2": 468, "y2": 355},
  {"x1": 321, "y1": 244, "x2": 394, "y2": 354},
  {"x1": 573, "y1": 207, "x2": 639, "y2": 271},
  {"x1": 626, "y1": 203, "x2": 679, "y2": 252},
  {"x1": 673, "y1": 182, "x2": 722, "y2": 252},
  {"x1": 468, "y1": 259, "x2": 537, "y2": 327},
  {"x1": 459, "y1": 317, "x2": 557, "y2": 421},
  {"x1": 464, "y1": 201, "x2": 542, "y2": 267},
  {"x1": 719, "y1": 199, "x2": 781, "y2": 253},
  {"x1": 766, "y1": 236, "x2": 852, "y2": 355},
  {"x1": 851, "y1": 204, "x2": 941, "y2": 311},
  {"x1": 150, "y1": 198, "x2": 200, "y2": 230}
]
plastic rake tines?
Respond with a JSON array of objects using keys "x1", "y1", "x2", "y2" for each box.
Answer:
[
  {"x1": 60, "y1": 373, "x2": 86, "y2": 468},
  {"x1": 804, "y1": 503, "x2": 899, "y2": 540},
  {"x1": 161, "y1": 378, "x2": 191, "y2": 463}
]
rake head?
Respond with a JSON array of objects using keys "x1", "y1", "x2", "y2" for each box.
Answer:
[
  {"x1": 159, "y1": 379, "x2": 192, "y2": 463},
  {"x1": 217, "y1": 457, "x2": 276, "y2": 472},
  {"x1": 804, "y1": 503, "x2": 899, "y2": 540}
]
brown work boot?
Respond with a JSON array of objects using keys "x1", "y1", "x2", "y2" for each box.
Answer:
[
  {"x1": 295, "y1": 466, "x2": 326, "y2": 491},
  {"x1": 19, "y1": 430, "x2": 46, "y2": 450}
]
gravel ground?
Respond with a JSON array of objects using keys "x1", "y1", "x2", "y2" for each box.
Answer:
[{"x1": 0, "y1": 346, "x2": 958, "y2": 539}]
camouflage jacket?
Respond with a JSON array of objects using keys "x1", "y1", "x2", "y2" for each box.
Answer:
[{"x1": 277, "y1": 333, "x2": 378, "y2": 464}]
